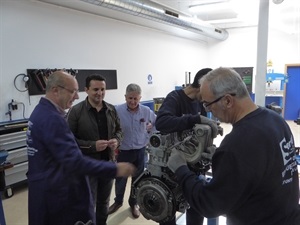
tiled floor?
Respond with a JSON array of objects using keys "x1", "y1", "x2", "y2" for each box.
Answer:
[{"x1": 1, "y1": 120, "x2": 299, "y2": 225}]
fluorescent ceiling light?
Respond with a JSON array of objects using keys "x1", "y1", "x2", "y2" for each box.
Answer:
[
  {"x1": 189, "y1": 1, "x2": 231, "y2": 13},
  {"x1": 189, "y1": 0, "x2": 259, "y2": 13},
  {"x1": 189, "y1": 0, "x2": 259, "y2": 24},
  {"x1": 189, "y1": 0, "x2": 230, "y2": 7},
  {"x1": 272, "y1": 0, "x2": 284, "y2": 4}
]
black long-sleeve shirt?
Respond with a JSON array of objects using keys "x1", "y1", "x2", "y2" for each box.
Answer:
[
  {"x1": 175, "y1": 107, "x2": 300, "y2": 225},
  {"x1": 156, "y1": 89, "x2": 206, "y2": 133}
]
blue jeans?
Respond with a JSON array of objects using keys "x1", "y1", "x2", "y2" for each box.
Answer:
[{"x1": 114, "y1": 147, "x2": 145, "y2": 207}]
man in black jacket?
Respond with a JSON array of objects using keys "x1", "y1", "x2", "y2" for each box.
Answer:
[{"x1": 68, "y1": 74, "x2": 122, "y2": 225}]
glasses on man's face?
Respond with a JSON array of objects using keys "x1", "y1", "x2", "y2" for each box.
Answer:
[
  {"x1": 202, "y1": 93, "x2": 236, "y2": 110},
  {"x1": 57, "y1": 85, "x2": 79, "y2": 95}
]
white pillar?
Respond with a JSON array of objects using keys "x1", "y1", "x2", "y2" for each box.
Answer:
[{"x1": 254, "y1": 0, "x2": 269, "y2": 106}]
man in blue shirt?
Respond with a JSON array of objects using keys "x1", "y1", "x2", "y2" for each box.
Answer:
[{"x1": 108, "y1": 83, "x2": 156, "y2": 218}]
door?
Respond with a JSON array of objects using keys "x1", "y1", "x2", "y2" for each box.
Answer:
[{"x1": 284, "y1": 64, "x2": 300, "y2": 120}]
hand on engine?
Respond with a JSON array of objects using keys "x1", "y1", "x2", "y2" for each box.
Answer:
[
  {"x1": 201, "y1": 145, "x2": 217, "y2": 161},
  {"x1": 116, "y1": 162, "x2": 136, "y2": 177},
  {"x1": 200, "y1": 115, "x2": 218, "y2": 138},
  {"x1": 167, "y1": 149, "x2": 187, "y2": 173}
]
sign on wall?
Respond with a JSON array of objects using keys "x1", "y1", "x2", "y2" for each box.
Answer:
[{"x1": 233, "y1": 67, "x2": 253, "y2": 94}]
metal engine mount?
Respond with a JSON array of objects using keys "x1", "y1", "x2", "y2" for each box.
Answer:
[{"x1": 132, "y1": 124, "x2": 215, "y2": 223}]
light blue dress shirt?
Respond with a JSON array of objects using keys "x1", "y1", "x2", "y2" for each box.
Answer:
[{"x1": 116, "y1": 103, "x2": 156, "y2": 150}]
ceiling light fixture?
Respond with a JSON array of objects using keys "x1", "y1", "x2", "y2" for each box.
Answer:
[
  {"x1": 189, "y1": 0, "x2": 259, "y2": 25},
  {"x1": 189, "y1": 0, "x2": 230, "y2": 7},
  {"x1": 272, "y1": 0, "x2": 284, "y2": 4},
  {"x1": 189, "y1": 1, "x2": 231, "y2": 13}
]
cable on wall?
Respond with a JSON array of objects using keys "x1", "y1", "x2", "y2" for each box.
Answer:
[{"x1": 13, "y1": 73, "x2": 29, "y2": 92}]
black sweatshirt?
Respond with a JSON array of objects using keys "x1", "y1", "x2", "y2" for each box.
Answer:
[
  {"x1": 156, "y1": 89, "x2": 206, "y2": 133},
  {"x1": 175, "y1": 107, "x2": 300, "y2": 225}
]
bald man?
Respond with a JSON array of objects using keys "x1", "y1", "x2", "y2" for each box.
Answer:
[{"x1": 26, "y1": 71, "x2": 135, "y2": 225}]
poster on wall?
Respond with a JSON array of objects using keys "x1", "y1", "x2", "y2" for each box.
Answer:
[{"x1": 233, "y1": 67, "x2": 253, "y2": 94}]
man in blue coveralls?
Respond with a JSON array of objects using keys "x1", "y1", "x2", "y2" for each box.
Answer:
[{"x1": 26, "y1": 71, "x2": 135, "y2": 225}]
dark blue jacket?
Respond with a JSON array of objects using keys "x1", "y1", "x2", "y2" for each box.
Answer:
[{"x1": 26, "y1": 97, "x2": 117, "y2": 225}]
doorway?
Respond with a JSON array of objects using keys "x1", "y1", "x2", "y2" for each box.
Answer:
[{"x1": 283, "y1": 64, "x2": 300, "y2": 120}]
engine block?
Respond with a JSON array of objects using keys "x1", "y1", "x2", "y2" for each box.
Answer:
[{"x1": 132, "y1": 124, "x2": 214, "y2": 223}]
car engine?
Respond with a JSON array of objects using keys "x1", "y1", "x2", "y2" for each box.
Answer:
[{"x1": 131, "y1": 124, "x2": 216, "y2": 223}]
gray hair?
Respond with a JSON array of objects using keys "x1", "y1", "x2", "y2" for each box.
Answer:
[
  {"x1": 200, "y1": 67, "x2": 249, "y2": 98},
  {"x1": 46, "y1": 71, "x2": 73, "y2": 92},
  {"x1": 126, "y1": 83, "x2": 141, "y2": 95}
]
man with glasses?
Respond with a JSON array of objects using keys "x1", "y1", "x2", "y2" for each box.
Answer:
[
  {"x1": 202, "y1": 93, "x2": 236, "y2": 111},
  {"x1": 26, "y1": 71, "x2": 135, "y2": 225},
  {"x1": 155, "y1": 68, "x2": 219, "y2": 225},
  {"x1": 57, "y1": 84, "x2": 80, "y2": 95},
  {"x1": 67, "y1": 74, "x2": 122, "y2": 225},
  {"x1": 167, "y1": 67, "x2": 300, "y2": 225}
]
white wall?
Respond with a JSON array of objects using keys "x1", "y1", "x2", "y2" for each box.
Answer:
[
  {"x1": 208, "y1": 26, "x2": 300, "y2": 92},
  {"x1": 208, "y1": 26, "x2": 300, "y2": 72},
  {"x1": 208, "y1": 28, "x2": 258, "y2": 69},
  {"x1": 1, "y1": 0, "x2": 299, "y2": 122},
  {"x1": 267, "y1": 29, "x2": 300, "y2": 72},
  {"x1": 0, "y1": 0, "x2": 208, "y2": 122}
]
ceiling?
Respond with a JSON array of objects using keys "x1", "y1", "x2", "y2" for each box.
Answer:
[
  {"x1": 37, "y1": 0, "x2": 300, "y2": 41},
  {"x1": 154, "y1": 0, "x2": 300, "y2": 33}
]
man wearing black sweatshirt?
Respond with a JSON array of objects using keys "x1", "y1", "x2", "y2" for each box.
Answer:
[
  {"x1": 156, "y1": 68, "x2": 218, "y2": 225},
  {"x1": 168, "y1": 67, "x2": 300, "y2": 225}
]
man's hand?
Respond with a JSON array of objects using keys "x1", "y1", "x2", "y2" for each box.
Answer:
[
  {"x1": 200, "y1": 116, "x2": 218, "y2": 138},
  {"x1": 96, "y1": 140, "x2": 109, "y2": 151},
  {"x1": 201, "y1": 145, "x2": 217, "y2": 161},
  {"x1": 116, "y1": 162, "x2": 136, "y2": 177},
  {"x1": 108, "y1": 138, "x2": 119, "y2": 151},
  {"x1": 146, "y1": 122, "x2": 153, "y2": 133},
  {"x1": 167, "y1": 149, "x2": 187, "y2": 173}
]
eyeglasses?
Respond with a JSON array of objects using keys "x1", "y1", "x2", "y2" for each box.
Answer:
[
  {"x1": 203, "y1": 93, "x2": 236, "y2": 109},
  {"x1": 57, "y1": 85, "x2": 79, "y2": 95}
]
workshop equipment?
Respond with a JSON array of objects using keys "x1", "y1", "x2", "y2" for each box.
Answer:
[
  {"x1": 153, "y1": 97, "x2": 164, "y2": 114},
  {"x1": 0, "y1": 119, "x2": 28, "y2": 198},
  {"x1": 266, "y1": 102, "x2": 282, "y2": 114}
]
